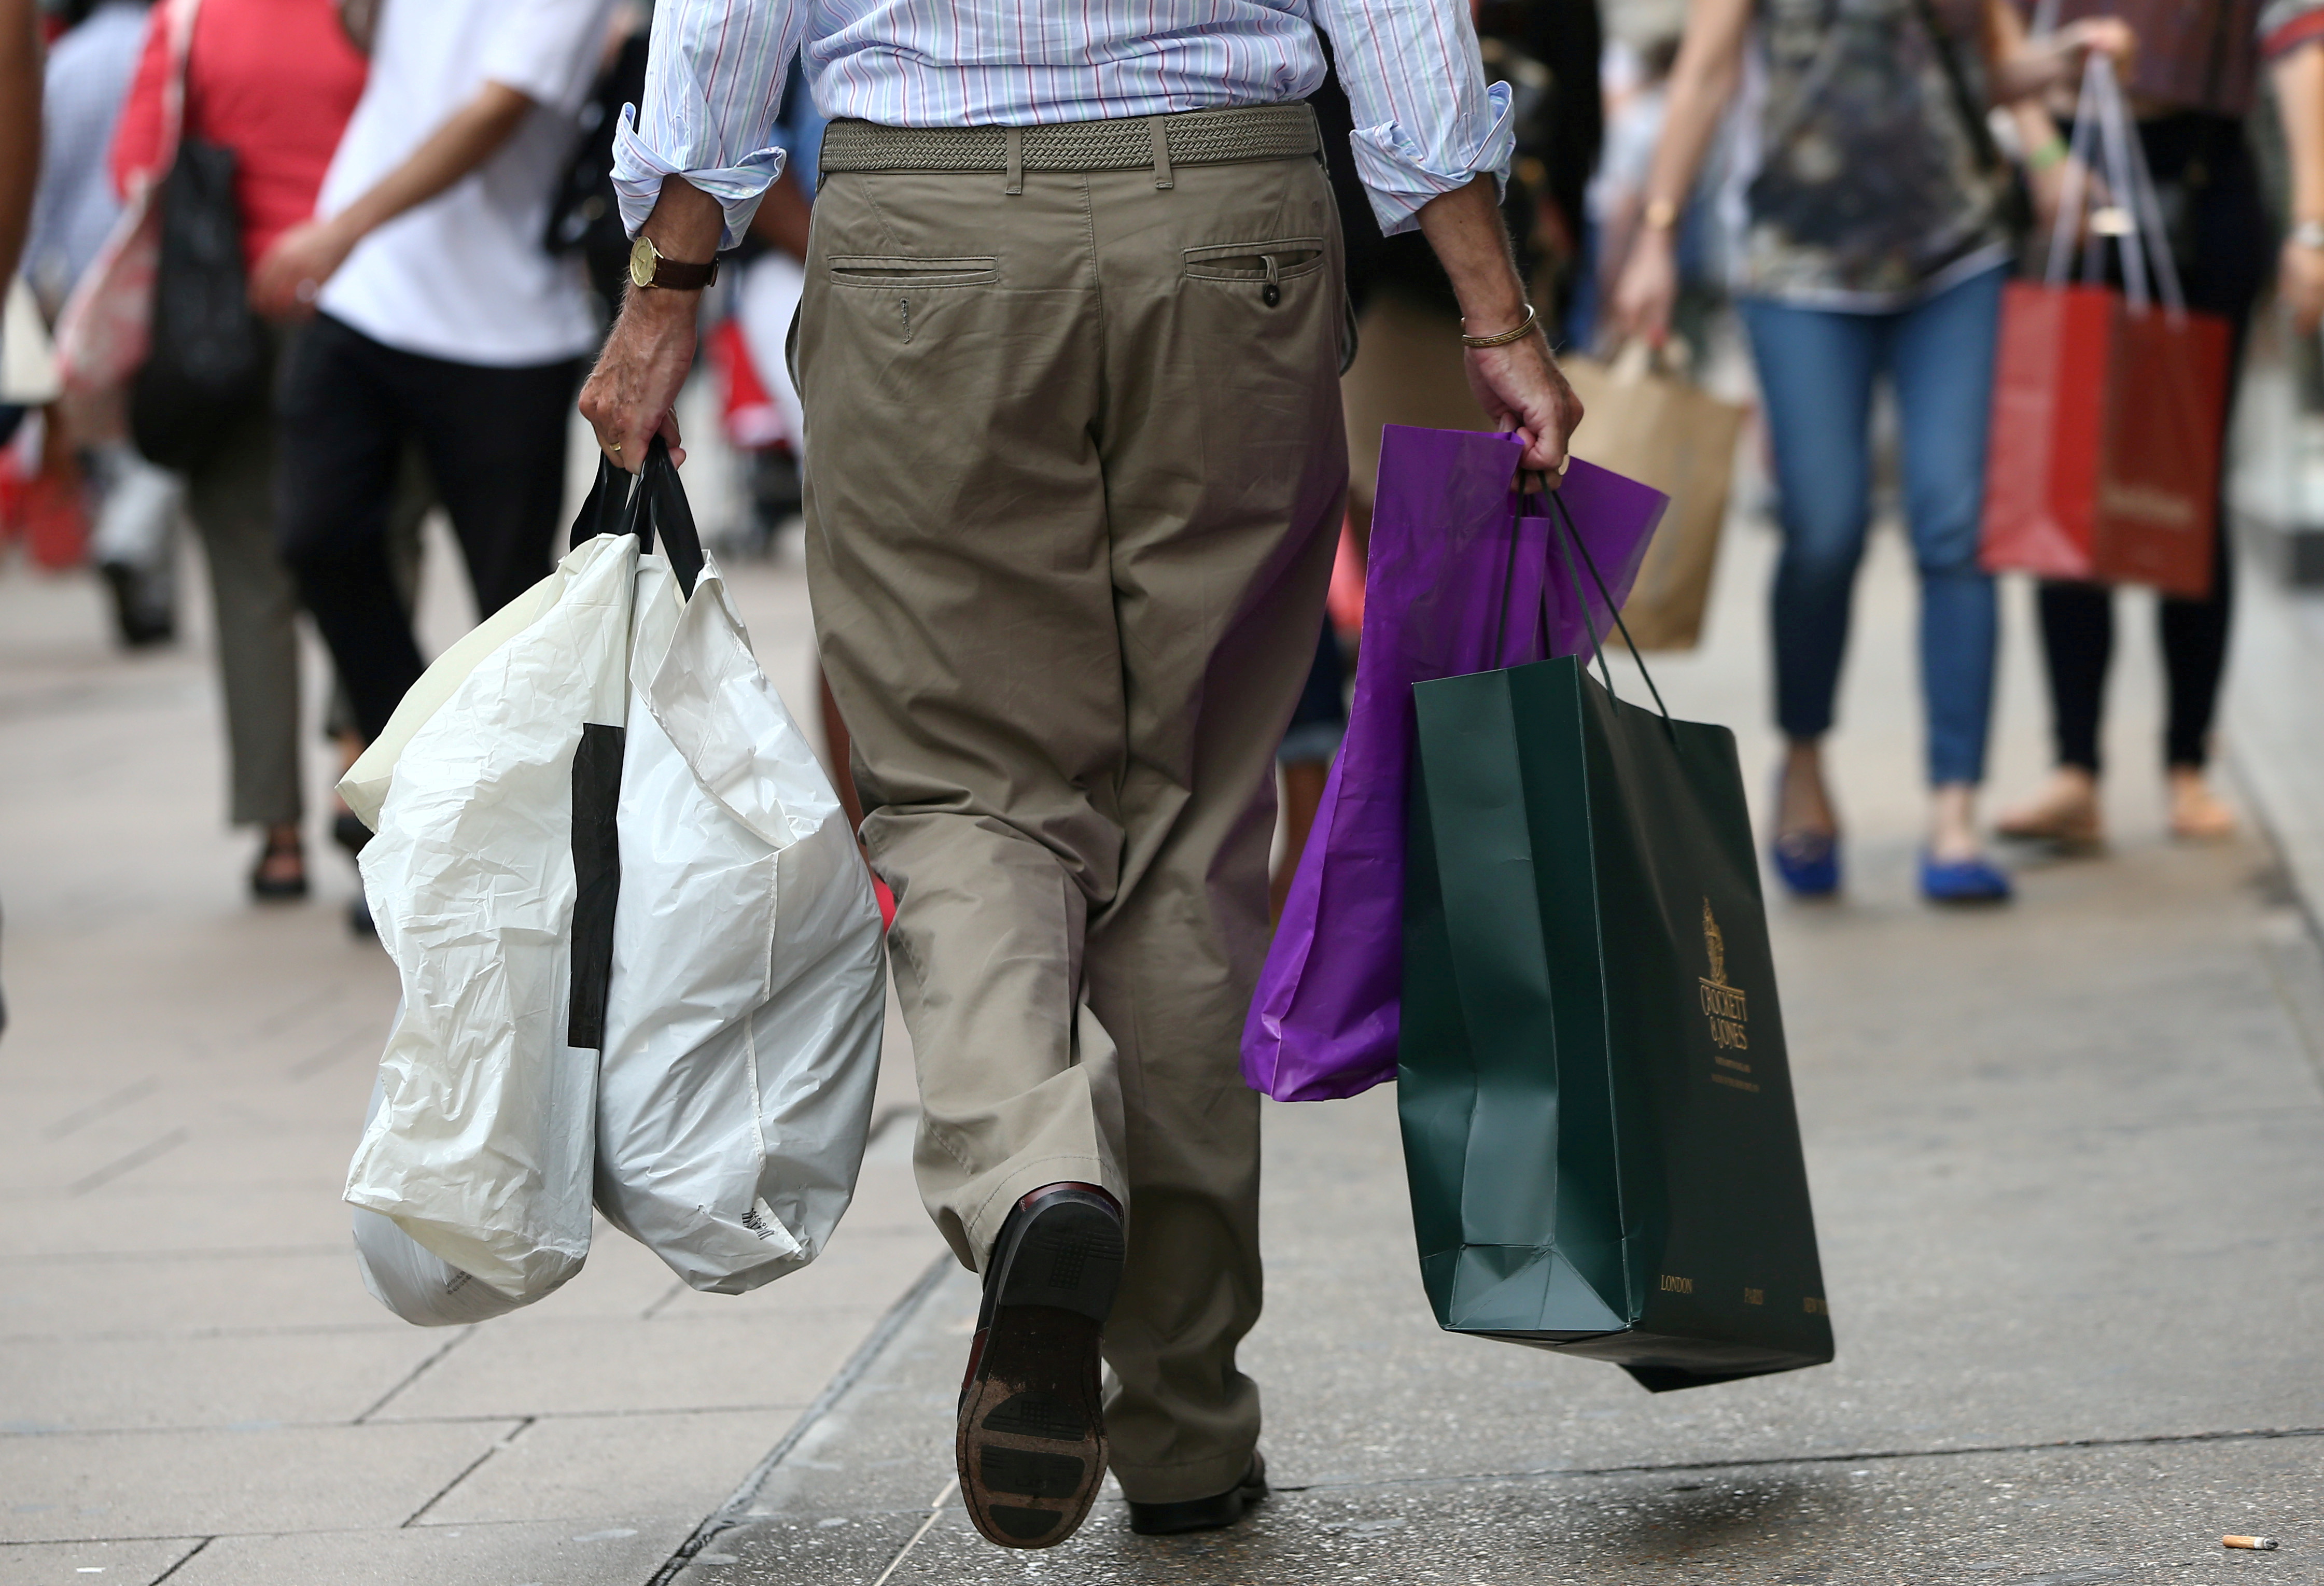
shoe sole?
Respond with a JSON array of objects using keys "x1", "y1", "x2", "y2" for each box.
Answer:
[{"x1": 958, "y1": 1199, "x2": 1124, "y2": 1550}]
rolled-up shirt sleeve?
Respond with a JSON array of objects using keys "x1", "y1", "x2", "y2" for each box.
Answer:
[
  {"x1": 1309, "y1": 0, "x2": 1515, "y2": 235},
  {"x1": 611, "y1": 0, "x2": 806, "y2": 248}
]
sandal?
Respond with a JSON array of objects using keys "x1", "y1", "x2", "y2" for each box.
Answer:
[{"x1": 248, "y1": 829, "x2": 309, "y2": 902}]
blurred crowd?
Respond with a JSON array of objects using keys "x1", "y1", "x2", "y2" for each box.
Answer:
[{"x1": 2, "y1": 0, "x2": 2319, "y2": 922}]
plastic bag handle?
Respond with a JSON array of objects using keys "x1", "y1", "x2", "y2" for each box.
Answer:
[{"x1": 567, "y1": 438, "x2": 705, "y2": 597}]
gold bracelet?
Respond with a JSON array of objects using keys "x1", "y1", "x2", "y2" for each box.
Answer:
[{"x1": 1461, "y1": 303, "x2": 1539, "y2": 348}]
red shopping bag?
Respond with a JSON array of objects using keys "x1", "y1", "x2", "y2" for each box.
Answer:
[
  {"x1": 1981, "y1": 285, "x2": 2230, "y2": 598},
  {"x1": 1978, "y1": 53, "x2": 2231, "y2": 600},
  {"x1": 2094, "y1": 301, "x2": 2232, "y2": 596}
]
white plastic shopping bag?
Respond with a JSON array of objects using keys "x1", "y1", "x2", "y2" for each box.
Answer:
[
  {"x1": 340, "y1": 531, "x2": 635, "y2": 1303},
  {"x1": 593, "y1": 545, "x2": 884, "y2": 1294},
  {"x1": 351, "y1": 1068, "x2": 525, "y2": 1325},
  {"x1": 341, "y1": 441, "x2": 883, "y2": 1318}
]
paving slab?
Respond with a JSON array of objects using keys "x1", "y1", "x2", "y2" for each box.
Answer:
[
  {"x1": 420, "y1": 1410, "x2": 803, "y2": 1526},
  {"x1": 0, "y1": 1537, "x2": 206, "y2": 1586},
  {"x1": 160, "y1": 1518, "x2": 694, "y2": 1586},
  {"x1": 0, "y1": 1420, "x2": 520, "y2": 1542}
]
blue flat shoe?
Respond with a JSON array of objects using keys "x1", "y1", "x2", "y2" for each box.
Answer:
[
  {"x1": 1921, "y1": 851, "x2": 2012, "y2": 904},
  {"x1": 1771, "y1": 830, "x2": 1841, "y2": 897}
]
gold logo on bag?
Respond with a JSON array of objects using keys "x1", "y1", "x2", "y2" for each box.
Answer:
[
  {"x1": 1698, "y1": 899, "x2": 1752, "y2": 1069},
  {"x1": 1660, "y1": 1274, "x2": 1694, "y2": 1294}
]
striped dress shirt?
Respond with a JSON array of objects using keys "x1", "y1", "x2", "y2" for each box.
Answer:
[{"x1": 611, "y1": 0, "x2": 1516, "y2": 245}]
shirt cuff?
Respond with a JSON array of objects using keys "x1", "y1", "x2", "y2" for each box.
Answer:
[
  {"x1": 611, "y1": 104, "x2": 788, "y2": 250},
  {"x1": 1349, "y1": 80, "x2": 1517, "y2": 236}
]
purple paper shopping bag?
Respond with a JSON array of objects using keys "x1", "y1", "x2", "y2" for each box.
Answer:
[{"x1": 1241, "y1": 426, "x2": 1670, "y2": 1102}]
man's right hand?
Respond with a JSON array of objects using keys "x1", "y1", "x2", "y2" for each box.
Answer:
[
  {"x1": 579, "y1": 285, "x2": 698, "y2": 470},
  {"x1": 579, "y1": 177, "x2": 727, "y2": 470}
]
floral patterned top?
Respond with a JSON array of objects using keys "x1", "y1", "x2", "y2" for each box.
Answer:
[{"x1": 1739, "y1": 0, "x2": 2013, "y2": 308}]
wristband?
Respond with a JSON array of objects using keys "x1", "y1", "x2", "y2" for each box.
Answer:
[{"x1": 2027, "y1": 137, "x2": 2069, "y2": 173}]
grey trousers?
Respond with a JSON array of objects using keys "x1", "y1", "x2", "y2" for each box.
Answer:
[
  {"x1": 799, "y1": 147, "x2": 1348, "y2": 1504},
  {"x1": 185, "y1": 403, "x2": 304, "y2": 828},
  {"x1": 186, "y1": 396, "x2": 430, "y2": 830}
]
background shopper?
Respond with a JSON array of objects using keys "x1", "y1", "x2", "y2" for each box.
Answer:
[
  {"x1": 110, "y1": 0, "x2": 370, "y2": 899},
  {"x1": 264, "y1": 0, "x2": 615, "y2": 747},
  {"x1": 1996, "y1": 0, "x2": 2324, "y2": 848},
  {"x1": 1613, "y1": 0, "x2": 2127, "y2": 903}
]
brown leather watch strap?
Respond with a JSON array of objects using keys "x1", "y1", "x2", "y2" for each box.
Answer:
[
  {"x1": 631, "y1": 234, "x2": 721, "y2": 292},
  {"x1": 647, "y1": 252, "x2": 719, "y2": 290}
]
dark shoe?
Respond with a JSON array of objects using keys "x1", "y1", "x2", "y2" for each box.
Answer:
[
  {"x1": 248, "y1": 830, "x2": 309, "y2": 902},
  {"x1": 958, "y1": 1183, "x2": 1125, "y2": 1550},
  {"x1": 346, "y1": 893, "x2": 376, "y2": 938},
  {"x1": 99, "y1": 561, "x2": 175, "y2": 648},
  {"x1": 1127, "y1": 1454, "x2": 1269, "y2": 1537}
]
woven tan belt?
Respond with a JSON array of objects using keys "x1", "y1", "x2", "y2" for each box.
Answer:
[{"x1": 819, "y1": 103, "x2": 1320, "y2": 191}]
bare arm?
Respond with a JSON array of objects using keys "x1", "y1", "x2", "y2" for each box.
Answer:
[
  {"x1": 1607, "y1": 0, "x2": 1751, "y2": 346},
  {"x1": 2277, "y1": 43, "x2": 2324, "y2": 332},
  {"x1": 1983, "y1": 2, "x2": 2135, "y2": 105},
  {"x1": 1415, "y1": 175, "x2": 1583, "y2": 473},
  {"x1": 578, "y1": 176, "x2": 723, "y2": 468},
  {"x1": 0, "y1": 0, "x2": 39, "y2": 284},
  {"x1": 249, "y1": 80, "x2": 535, "y2": 317}
]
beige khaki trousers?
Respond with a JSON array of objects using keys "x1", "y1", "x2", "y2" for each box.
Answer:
[{"x1": 797, "y1": 141, "x2": 1348, "y2": 1504}]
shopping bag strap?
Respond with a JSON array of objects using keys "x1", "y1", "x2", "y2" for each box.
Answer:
[
  {"x1": 2042, "y1": 53, "x2": 2187, "y2": 319},
  {"x1": 567, "y1": 438, "x2": 705, "y2": 597},
  {"x1": 1538, "y1": 482, "x2": 1673, "y2": 727}
]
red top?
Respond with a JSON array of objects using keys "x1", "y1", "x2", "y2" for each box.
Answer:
[{"x1": 110, "y1": 0, "x2": 368, "y2": 269}]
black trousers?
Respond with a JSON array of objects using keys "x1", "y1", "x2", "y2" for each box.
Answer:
[
  {"x1": 275, "y1": 314, "x2": 581, "y2": 742},
  {"x1": 2036, "y1": 113, "x2": 2270, "y2": 774}
]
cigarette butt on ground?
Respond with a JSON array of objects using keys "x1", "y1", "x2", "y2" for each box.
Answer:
[{"x1": 2222, "y1": 1535, "x2": 2279, "y2": 1551}]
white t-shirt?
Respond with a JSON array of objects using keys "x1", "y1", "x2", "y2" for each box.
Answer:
[{"x1": 316, "y1": 0, "x2": 618, "y2": 367}]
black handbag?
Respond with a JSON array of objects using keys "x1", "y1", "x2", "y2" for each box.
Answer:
[{"x1": 130, "y1": 134, "x2": 267, "y2": 472}]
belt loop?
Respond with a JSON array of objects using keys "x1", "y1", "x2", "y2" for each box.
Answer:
[
  {"x1": 1148, "y1": 116, "x2": 1173, "y2": 189},
  {"x1": 1004, "y1": 127, "x2": 1024, "y2": 195}
]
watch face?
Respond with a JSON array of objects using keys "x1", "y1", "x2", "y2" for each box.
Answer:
[{"x1": 629, "y1": 235, "x2": 656, "y2": 289}]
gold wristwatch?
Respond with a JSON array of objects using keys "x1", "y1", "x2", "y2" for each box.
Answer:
[{"x1": 629, "y1": 234, "x2": 720, "y2": 291}]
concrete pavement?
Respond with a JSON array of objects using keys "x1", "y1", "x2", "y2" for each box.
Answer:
[
  {"x1": 5, "y1": 425, "x2": 2323, "y2": 1585},
  {"x1": 0, "y1": 516, "x2": 944, "y2": 1586},
  {"x1": 675, "y1": 509, "x2": 2324, "y2": 1582}
]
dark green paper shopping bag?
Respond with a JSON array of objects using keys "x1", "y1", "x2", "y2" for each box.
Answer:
[{"x1": 1398, "y1": 500, "x2": 1833, "y2": 1391}]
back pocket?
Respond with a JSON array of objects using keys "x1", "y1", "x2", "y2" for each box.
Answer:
[
  {"x1": 1183, "y1": 238, "x2": 1326, "y2": 306},
  {"x1": 827, "y1": 255, "x2": 999, "y2": 289}
]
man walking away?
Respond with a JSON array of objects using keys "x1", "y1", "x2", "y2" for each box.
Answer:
[
  {"x1": 257, "y1": 0, "x2": 618, "y2": 748},
  {"x1": 583, "y1": 0, "x2": 1581, "y2": 1551}
]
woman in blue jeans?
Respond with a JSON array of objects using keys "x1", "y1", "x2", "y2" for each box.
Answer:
[{"x1": 1611, "y1": 0, "x2": 2127, "y2": 902}]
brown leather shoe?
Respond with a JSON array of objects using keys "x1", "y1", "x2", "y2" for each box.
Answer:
[{"x1": 957, "y1": 1183, "x2": 1124, "y2": 1549}]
